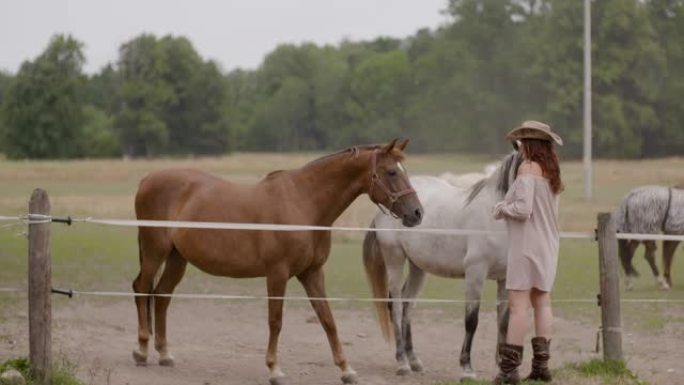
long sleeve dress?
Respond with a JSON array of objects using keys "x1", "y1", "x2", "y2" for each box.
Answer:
[{"x1": 493, "y1": 175, "x2": 560, "y2": 292}]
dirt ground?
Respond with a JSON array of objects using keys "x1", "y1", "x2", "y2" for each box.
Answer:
[{"x1": 0, "y1": 298, "x2": 681, "y2": 385}]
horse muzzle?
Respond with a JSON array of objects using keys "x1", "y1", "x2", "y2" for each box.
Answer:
[{"x1": 402, "y1": 206, "x2": 423, "y2": 227}]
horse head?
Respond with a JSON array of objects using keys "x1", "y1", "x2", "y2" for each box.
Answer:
[{"x1": 367, "y1": 138, "x2": 423, "y2": 227}]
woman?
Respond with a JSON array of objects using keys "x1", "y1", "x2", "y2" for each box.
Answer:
[{"x1": 492, "y1": 120, "x2": 563, "y2": 385}]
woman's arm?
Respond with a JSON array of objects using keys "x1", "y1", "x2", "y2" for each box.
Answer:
[{"x1": 493, "y1": 162, "x2": 540, "y2": 220}]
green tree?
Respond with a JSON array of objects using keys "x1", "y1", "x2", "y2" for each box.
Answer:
[
  {"x1": 446, "y1": 0, "x2": 532, "y2": 155},
  {"x1": 158, "y1": 37, "x2": 229, "y2": 154},
  {"x1": 80, "y1": 105, "x2": 120, "y2": 157},
  {"x1": 645, "y1": 0, "x2": 684, "y2": 156},
  {"x1": 344, "y1": 50, "x2": 412, "y2": 144},
  {"x1": 115, "y1": 34, "x2": 172, "y2": 157},
  {"x1": 224, "y1": 69, "x2": 258, "y2": 150},
  {"x1": 85, "y1": 64, "x2": 119, "y2": 114},
  {"x1": 0, "y1": 72, "x2": 11, "y2": 101},
  {"x1": 1, "y1": 35, "x2": 86, "y2": 159},
  {"x1": 523, "y1": 0, "x2": 585, "y2": 157},
  {"x1": 593, "y1": 0, "x2": 665, "y2": 157},
  {"x1": 0, "y1": 71, "x2": 13, "y2": 152},
  {"x1": 115, "y1": 34, "x2": 229, "y2": 157},
  {"x1": 248, "y1": 44, "x2": 328, "y2": 150}
]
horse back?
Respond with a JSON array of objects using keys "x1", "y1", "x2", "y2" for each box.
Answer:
[
  {"x1": 135, "y1": 168, "x2": 325, "y2": 278},
  {"x1": 136, "y1": 169, "x2": 231, "y2": 220}
]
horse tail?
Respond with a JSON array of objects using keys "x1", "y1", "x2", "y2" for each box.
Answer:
[
  {"x1": 362, "y1": 222, "x2": 392, "y2": 342},
  {"x1": 136, "y1": 233, "x2": 154, "y2": 335},
  {"x1": 618, "y1": 238, "x2": 638, "y2": 277},
  {"x1": 615, "y1": 194, "x2": 638, "y2": 277}
]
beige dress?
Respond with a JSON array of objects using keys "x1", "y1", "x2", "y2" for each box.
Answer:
[{"x1": 493, "y1": 174, "x2": 560, "y2": 292}]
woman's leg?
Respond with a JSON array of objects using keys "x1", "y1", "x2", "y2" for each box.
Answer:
[
  {"x1": 495, "y1": 289, "x2": 529, "y2": 384},
  {"x1": 528, "y1": 288, "x2": 553, "y2": 382},
  {"x1": 530, "y1": 288, "x2": 552, "y2": 338},
  {"x1": 506, "y1": 289, "x2": 531, "y2": 345}
]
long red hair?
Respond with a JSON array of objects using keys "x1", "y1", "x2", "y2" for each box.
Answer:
[{"x1": 520, "y1": 139, "x2": 563, "y2": 194}]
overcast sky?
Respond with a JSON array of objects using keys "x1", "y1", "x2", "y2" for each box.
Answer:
[{"x1": 0, "y1": 0, "x2": 450, "y2": 74}]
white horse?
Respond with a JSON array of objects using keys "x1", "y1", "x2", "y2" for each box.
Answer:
[{"x1": 362, "y1": 152, "x2": 522, "y2": 380}]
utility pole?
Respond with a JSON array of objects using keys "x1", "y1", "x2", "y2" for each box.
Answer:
[{"x1": 583, "y1": 0, "x2": 593, "y2": 200}]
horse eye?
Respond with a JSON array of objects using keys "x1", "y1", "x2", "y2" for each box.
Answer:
[{"x1": 388, "y1": 169, "x2": 397, "y2": 176}]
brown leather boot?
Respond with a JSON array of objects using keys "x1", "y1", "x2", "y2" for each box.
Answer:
[
  {"x1": 493, "y1": 343, "x2": 523, "y2": 385},
  {"x1": 526, "y1": 337, "x2": 552, "y2": 382}
]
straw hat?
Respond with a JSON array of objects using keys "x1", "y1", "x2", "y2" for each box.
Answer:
[{"x1": 506, "y1": 120, "x2": 563, "y2": 146}]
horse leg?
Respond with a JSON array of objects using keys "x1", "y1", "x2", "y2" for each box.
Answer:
[
  {"x1": 495, "y1": 278, "x2": 509, "y2": 365},
  {"x1": 132, "y1": 232, "x2": 170, "y2": 366},
  {"x1": 153, "y1": 249, "x2": 187, "y2": 366},
  {"x1": 459, "y1": 265, "x2": 485, "y2": 380},
  {"x1": 624, "y1": 240, "x2": 640, "y2": 290},
  {"x1": 401, "y1": 260, "x2": 426, "y2": 373},
  {"x1": 385, "y1": 252, "x2": 410, "y2": 375},
  {"x1": 643, "y1": 241, "x2": 667, "y2": 289},
  {"x1": 297, "y1": 267, "x2": 357, "y2": 384},
  {"x1": 265, "y1": 271, "x2": 289, "y2": 385},
  {"x1": 662, "y1": 240, "x2": 679, "y2": 289}
]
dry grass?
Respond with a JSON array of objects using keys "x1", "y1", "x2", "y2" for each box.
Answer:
[
  {"x1": 2, "y1": 153, "x2": 684, "y2": 232},
  {"x1": 0, "y1": 153, "x2": 680, "y2": 385}
]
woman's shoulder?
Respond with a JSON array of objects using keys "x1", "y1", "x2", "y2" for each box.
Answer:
[{"x1": 517, "y1": 161, "x2": 543, "y2": 177}]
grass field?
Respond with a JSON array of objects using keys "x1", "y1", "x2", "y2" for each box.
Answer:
[{"x1": 1, "y1": 152, "x2": 684, "y2": 331}]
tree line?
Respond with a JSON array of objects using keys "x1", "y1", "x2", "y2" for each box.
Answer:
[{"x1": 1, "y1": 0, "x2": 683, "y2": 159}]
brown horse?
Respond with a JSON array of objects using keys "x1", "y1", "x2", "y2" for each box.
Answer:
[{"x1": 131, "y1": 139, "x2": 423, "y2": 385}]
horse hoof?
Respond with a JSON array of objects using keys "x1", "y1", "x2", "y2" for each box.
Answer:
[
  {"x1": 341, "y1": 369, "x2": 358, "y2": 384},
  {"x1": 460, "y1": 369, "x2": 477, "y2": 381},
  {"x1": 132, "y1": 350, "x2": 147, "y2": 366},
  {"x1": 269, "y1": 367, "x2": 286, "y2": 385},
  {"x1": 625, "y1": 277, "x2": 634, "y2": 291},
  {"x1": 657, "y1": 277, "x2": 671, "y2": 290},
  {"x1": 159, "y1": 356, "x2": 175, "y2": 367},
  {"x1": 410, "y1": 359, "x2": 424, "y2": 372},
  {"x1": 396, "y1": 365, "x2": 411, "y2": 376}
]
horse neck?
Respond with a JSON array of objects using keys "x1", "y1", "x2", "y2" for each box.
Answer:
[{"x1": 292, "y1": 151, "x2": 370, "y2": 226}]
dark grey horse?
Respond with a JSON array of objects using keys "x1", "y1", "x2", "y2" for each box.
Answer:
[{"x1": 615, "y1": 185, "x2": 683, "y2": 290}]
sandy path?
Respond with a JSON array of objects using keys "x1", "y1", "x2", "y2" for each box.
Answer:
[{"x1": 0, "y1": 299, "x2": 681, "y2": 385}]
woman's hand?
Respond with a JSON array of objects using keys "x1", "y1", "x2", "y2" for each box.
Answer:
[{"x1": 492, "y1": 201, "x2": 505, "y2": 220}]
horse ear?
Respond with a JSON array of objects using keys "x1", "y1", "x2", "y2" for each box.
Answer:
[
  {"x1": 398, "y1": 138, "x2": 409, "y2": 151},
  {"x1": 383, "y1": 138, "x2": 399, "y2": 154}
]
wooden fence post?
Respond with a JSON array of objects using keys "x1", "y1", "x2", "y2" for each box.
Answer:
[
  {"x1": 596, "y1": 212, "x2": 623, "y2": 362},
  {"x1": 28, "y1": 189, "x2": 52, "y2": 384}
]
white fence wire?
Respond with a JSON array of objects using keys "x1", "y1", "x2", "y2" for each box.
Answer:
[
  {"x1": 6, "y1": 213, "x2": 684, "y2": 241},
  {"x1": 2, "y1": 212, "x2": 684, "y2": 305},
  {"x1": 1, "y1": 287, "x2": 683, "y2": 304}
]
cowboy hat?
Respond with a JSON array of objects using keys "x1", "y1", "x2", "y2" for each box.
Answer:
[{"x1": 506, "y1": 120, "x2": 563, "y2": 146}]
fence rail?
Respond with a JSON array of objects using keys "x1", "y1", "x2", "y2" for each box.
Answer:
[
  {"x1": 7, "y1": 188, "x2": 684, "y2": 379},
  {"x1": 6, "y1": 212, "x2": 684, "y2": 242},
  {"x1": 2, "y1": 287, "x2": 683, "y2": 304}
]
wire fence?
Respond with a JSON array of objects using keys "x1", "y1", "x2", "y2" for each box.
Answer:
[
  {"x1": 2, "y1": 212, "x2": 684, "y2": 305},
  {"x1": 5, "y1": 212, "x2": 684, "y2": 241},
  {"x1": 1, "y1": 213, "x2": 599, "y2": 238},
  {"x1": 1, "y1": 287, "x2": 683, "y2": 304}
]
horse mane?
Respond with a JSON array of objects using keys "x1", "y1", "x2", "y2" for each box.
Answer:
[
  {"x1": 266, "y1": 170, "x2": 285, "y2": 178},
  {"x1": 260, "y1": 144, "x2": 406, "y2": 182},
  {"x1": 465, "y1": 151, "x2": 522, "y2": 206},
  {"x1": 304, "y1": 144, "x2": 405, "y2": 167}
]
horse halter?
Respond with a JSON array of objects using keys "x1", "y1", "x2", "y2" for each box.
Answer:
[{"x1": 369, "y1": 149, "x2": 416, "y2": 217}]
